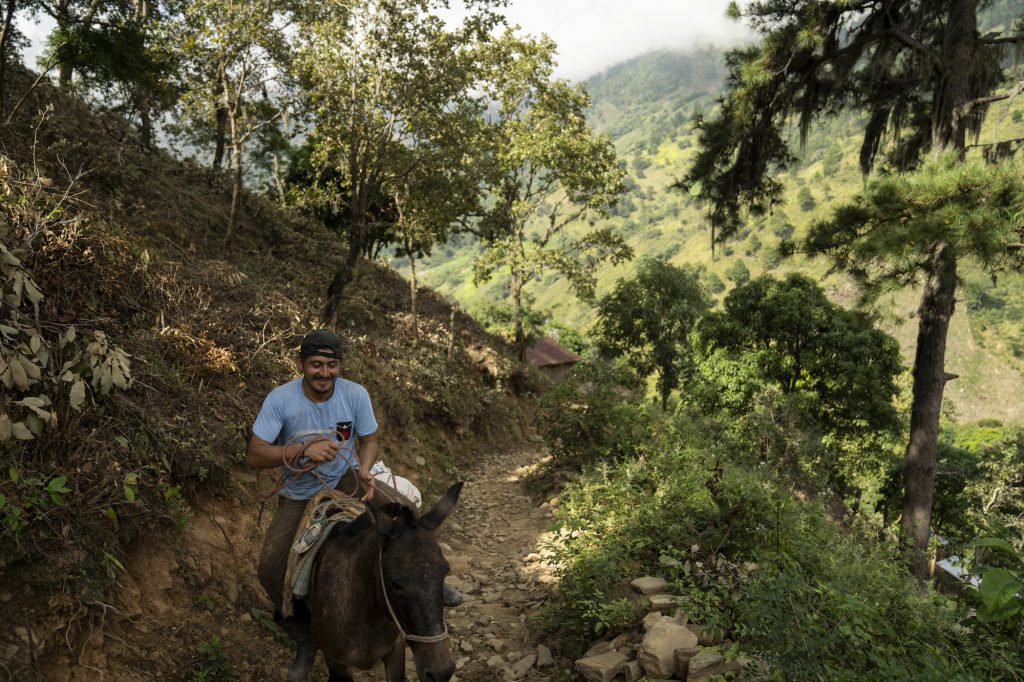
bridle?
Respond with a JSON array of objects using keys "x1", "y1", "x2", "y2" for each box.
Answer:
[{"x1": 377, "y1": 547, "x2": 449, "y2": 644}]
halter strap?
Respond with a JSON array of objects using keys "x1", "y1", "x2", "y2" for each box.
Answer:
[{"x1": 378, "y1": 547, "x2": 449, "y2": 644}]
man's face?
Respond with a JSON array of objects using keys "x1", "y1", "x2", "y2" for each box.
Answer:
[{"x1": 298, "y1": 349, "x2": 341, "y2": 398}]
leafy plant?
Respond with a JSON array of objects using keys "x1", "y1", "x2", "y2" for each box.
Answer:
[
  {"x1": 1, "y1": 240, "x2": 133, "y2": 445},
  {"x1": 193, "y1": 636, "x2": 239, "y2": 681},
  {"x1": 968, "y1": 538, "x2": 1023, "y2": 627}
]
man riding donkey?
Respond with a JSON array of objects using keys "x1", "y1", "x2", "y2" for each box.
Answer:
[{"x1": 247, "y1": 329, "x2": 463, "y2": 681}]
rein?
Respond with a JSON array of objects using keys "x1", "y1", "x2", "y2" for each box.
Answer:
[{"x1": 377, "y1": 547, "x2": 449, "y2": 644}]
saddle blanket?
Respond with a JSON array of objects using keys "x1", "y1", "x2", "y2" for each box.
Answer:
[{"x1": 281, "y1": 491, "x2": 365, "y2": 618}]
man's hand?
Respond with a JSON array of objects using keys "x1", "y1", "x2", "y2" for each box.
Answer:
[
  {"x1": 302, "y1": 438, "x2": 340, "y2": 464},
  {"x1": 358, "y1": 467, "x2": 376, "y2": 502}
]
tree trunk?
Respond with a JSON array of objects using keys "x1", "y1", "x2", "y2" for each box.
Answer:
[
  {"x1": 396, "y1": 195, "x2": 419, "y2": 342},
  {"x1": 58, "y1": 60, "x2": 73, "y2": 88},
  {"x1": 213, "y1": 105, "x2": 228, "y2": 170},
  {"x1": 323, "y1": 236, "x2": 361, "y2": 324},
  {"x1": 447, "y1": 307, "x2": 456, "y2": 362},
  {"x1": 134, "y1": 88, "x2": 152, "y2": 149},
  {"x1": 900, "y1": 243, "x2": 957, "y2": 582},
  {"x1": 323, "y1": 196, "x2": 367, "y2": 323},
  {"x1": 0, "y1": 0, "x2": 16, "y2": 118},
  {"x1": 931, "y1": 0, "x2": 978, "y2": 157},
  {"x1": 511, "y1": 272, "x2": 525, "y2": 361},
  {"x1": 223, "y1": 80, "x2": 243, "y2": 240},
  {"x1": 226, "y1": 140, "x2": 242, "y2": 241},
  {"x1": 271, "y1": 108, "x2": 290, "y2": 202},
  {"x1": 897, "y1": 0, "x2": 976, "y2": 583}
]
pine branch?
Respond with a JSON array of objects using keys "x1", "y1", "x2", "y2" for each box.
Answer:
[
  {"x1": 883, "y1": 28, "x2": 943, "y2": 73},
  {"x1": 978, "y1": 34, "x2": 1024, "y2": 45},
  {"x1": 959, "y1": 82, "x2": 1024, "y2": 114}
]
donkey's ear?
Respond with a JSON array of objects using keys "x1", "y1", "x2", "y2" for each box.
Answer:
[
  {"x1": 419, "y1": 482, "x2": 464, "y2": 530},
  {"x1": 366, "y1": 505, "x2": 397, "y2": 538}
]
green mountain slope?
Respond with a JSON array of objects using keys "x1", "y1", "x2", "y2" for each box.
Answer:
[{"x1": 409, "y1": 47, "x2": 1024, "y2": 423}]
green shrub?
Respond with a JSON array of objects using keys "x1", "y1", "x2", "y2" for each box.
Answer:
[
  {"x1": 542, "y1": 411, "x2": 1024, "y2": 679},
  {"x1": 538, "y1": 360, "x2": 651, "y2": 468}
]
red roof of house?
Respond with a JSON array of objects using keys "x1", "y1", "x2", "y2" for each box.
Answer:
[{"x1": 526, "y1": 336, "x2": 582, "y2": 367}]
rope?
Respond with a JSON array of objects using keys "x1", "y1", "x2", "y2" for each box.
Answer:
[
  {"x1": 377, "y1": 547, "x2": 448, "y2": 644},
  {"x1": 256, "y1": 430, "x2": 403, "y2": 522}
]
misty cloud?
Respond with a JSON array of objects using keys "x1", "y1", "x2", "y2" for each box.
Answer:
[{"x1": 480, "y1": 0, "x2": 751, "y2": 81}]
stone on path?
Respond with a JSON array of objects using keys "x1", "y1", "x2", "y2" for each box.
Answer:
[
  {"x1": 536, "y1": 644, "x2": 553, "y2": 668},
  {"x1": 638, "y1": 619, "x2": 698, "y2": 679},
  {"x1": 510, "y1": 652, "x2": 536, "y2": 679},
  {"x1": 575, "y1": 650, "x2": 628, "y2": 682},
  {"x1": 630, "y1": 576, "x2": 668, "y2": 595}
]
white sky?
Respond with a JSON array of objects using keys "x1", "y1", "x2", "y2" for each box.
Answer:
[{"x1": 17, "y1": 2, "x2": 748, "y2": 82}]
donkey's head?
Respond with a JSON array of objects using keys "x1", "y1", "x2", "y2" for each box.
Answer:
[{"x1": 369, "y1": 482, "x2": 463, "y2": 682}]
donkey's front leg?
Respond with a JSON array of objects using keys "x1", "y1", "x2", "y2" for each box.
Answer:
[{"x1": 383, "y1": 636, "x2": 406, "y2": 681}]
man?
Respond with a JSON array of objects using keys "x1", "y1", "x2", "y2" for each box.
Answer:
[{"x1": 248, "y1": 329, "x2": 460, "y2": 681}]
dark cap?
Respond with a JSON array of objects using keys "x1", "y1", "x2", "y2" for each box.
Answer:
[{"x1": 299, "y1": 329, "x2": 344, "y2": 360}]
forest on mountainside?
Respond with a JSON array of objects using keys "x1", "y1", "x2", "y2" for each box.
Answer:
[{"x1": 1, "y1": 0, "x2": 1024, "y2": 680}]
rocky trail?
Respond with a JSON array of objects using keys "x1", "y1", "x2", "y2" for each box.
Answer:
[
  {"x1": 434, "y1": 445, "x2": 559, "y2": 682},
  {"x1": 359, "y1": 443, "x2": 562, "y2": 681}
]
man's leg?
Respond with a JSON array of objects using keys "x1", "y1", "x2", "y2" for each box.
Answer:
[{"x1": 257, "y1": 496, "x2": 317, "y2": 681}]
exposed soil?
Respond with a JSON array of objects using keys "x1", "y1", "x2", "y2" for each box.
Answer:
[{"x1": 32, "y1": 444, "x2": 561, "y2": 681}]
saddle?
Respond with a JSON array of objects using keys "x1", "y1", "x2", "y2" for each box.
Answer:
[{"x1": 281, "y1": 491, "x2": 366, "y2": 617}]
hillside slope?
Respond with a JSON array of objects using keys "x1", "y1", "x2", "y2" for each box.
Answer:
[
  {"x1": 0, "y1": 66, "x2": 534, "y2": 679},
  {"x1": 410, "y1": 47, "x2": 1024, "y2": 424}
]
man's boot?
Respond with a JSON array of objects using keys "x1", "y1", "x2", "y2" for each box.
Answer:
[
  {"x1": 275, "y1": 612, "x2": 317, "y2": 681},
  {"x1": 442, "y1": 582, "x2": 464, "y2": 607}
]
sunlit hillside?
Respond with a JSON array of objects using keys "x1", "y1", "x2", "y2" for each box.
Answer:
[{"x1": 408, "y1": 46, "x2": 1024, "y2": 422}]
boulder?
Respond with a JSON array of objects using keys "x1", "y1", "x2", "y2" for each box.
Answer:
[
  {"x1": 642, "y1": 611, "x2": 665, "y2": 632},
  {"x1": 673, "y1": 645, "x2": 700, "y2": 671},
  {"x1": 637, "y1": 620, "x2": 698, "y2": 679},
  {"x1": 686, "y1": 651, "x2": 743, "y2": 682},
  {"x1": 575, "y1": 651, "x2": 628, "y2": 682},
  {"x1": 685, "y1": 623, "x2": 721, "y2": 646},
  {"x1": 622, "y1": 659, "x2": 644, "y2": 682},
  {"x1": 583, "y1": 640, "x2": 614, "y2": 658},
  {"x1": 648, "y1": 593, "x2": 680, "y2": 614}
]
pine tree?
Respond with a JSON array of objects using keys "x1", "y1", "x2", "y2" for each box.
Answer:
[{"x1": 683, "y1": 0, "x2": 1024, "y2": 580}]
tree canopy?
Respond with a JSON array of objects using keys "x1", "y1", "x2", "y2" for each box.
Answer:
[
  {"x1": 593, "y1": 259, "x2": 709, "y2": 410},
  {"x1": 471, "y1": 32, "x2": 631, "y2": 358}
]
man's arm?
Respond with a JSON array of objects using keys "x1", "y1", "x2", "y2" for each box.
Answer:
[
  {"x1": 355, "y1": 432, "x2": 379, "y2": 501},
  {"x1": 246, "y1": 434, "x2": 340, "y2": 469}
]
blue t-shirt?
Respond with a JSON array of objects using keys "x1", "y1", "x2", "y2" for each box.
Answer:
[{"x1": 252, "y1": 378, "x2": 378, "y2": 500}]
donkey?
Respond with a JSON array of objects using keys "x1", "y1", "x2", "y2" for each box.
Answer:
[{"x1": 308, "y1": 482, "x2": 463, "y2": 682}]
